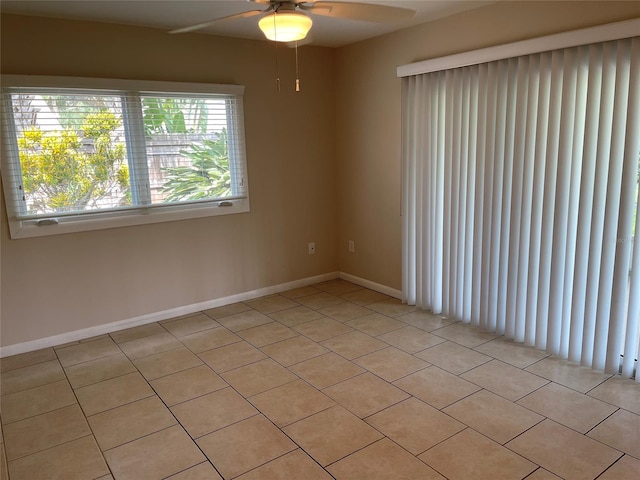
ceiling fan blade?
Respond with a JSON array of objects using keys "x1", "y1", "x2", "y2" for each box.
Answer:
[
  {"x1": 304, "y1": 1, "x2": 415, "y2": 23},
  {"x1": 169, "y1": 9, "x2": 263, "y2": 34}
]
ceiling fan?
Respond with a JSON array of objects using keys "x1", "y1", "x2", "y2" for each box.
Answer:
[{"x1": 170, "y1": 0, "x2": 416, "y2": 43}]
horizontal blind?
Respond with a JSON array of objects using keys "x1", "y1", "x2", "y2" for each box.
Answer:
[{"x1": 402, "y1": 36, "x2": 640, "y2": 380}]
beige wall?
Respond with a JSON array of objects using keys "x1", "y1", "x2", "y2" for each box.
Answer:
[
  {"x1": 336, "y1": 1, "x2": 640, "y2": 290},
  {"x1": 0, "y1": 15, "x2": 338, "y2": 346}
]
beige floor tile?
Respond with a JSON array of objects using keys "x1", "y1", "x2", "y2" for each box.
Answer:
[
  {"x1": 75, "y1": 372, "x2": 154, "y2": 416},
  {"x1": 444, "y1": 389, "x2": 544, "y2": 444},
  {"x1": 516, "y1": 468, "x2": 562, "y2": 480},
  {"x1": 215, "y1": 309, "x2": 274, "y2": 332},
  {"x1": 289, "y1": 352, "x2": 365, "y2": 389},
  {"x1": 314, "y1": 280, "x2": 362, "y2": 296},
  {"x1": 588, "y1": 409, "x2": 640, "y2": 458},
  {"x1": 517, "y1": 382, "x2": 617, "y2": 433},
  {"x1": 329, "y1": 438, "x2": 444, "y2": 480},
  {"x1": 8, "y1": 435, "x2": 108, "y2": 480},
  {"x1": 597, "y1": 455, "x2": 640, "y2": 480},
  {"x1": 237, "y1": 322, "x2": 298, "y2": 347},
  {"x1": 346, "y1": 313, "x2": 405, "y2": 336},
  {"x1": 340, "y1": 289, "x2": 390, "y2": 305},
  {"x1": 588, "y1": 375, "x2": 640, "y2": 415},
  {"x1": 236, "y1": 449, "x2": 333, "y2": 480},
  {"x1": 249, "y1": 380, "x2": 335, "y2": 427},
  {"x1": 397, "y1": 311, "x2": 456, "y2": 332},
  {"x1": 506, "y1": 419, "x2": 622, "y2": 480},
  {"x1": 393, "y1": 366, "x2": 481, "y2": 409},
  {"x1": 118, "y1": 332, "x2": 182, "y2": 360},
  {"x1": 171, "y1": 387, "x2": 258, "y2": 438},
  {"x1": 0, "y1": 444, "x2": 6, "y2": 480},
  {"x1": 525, "y1": 357, "x2": 613, "y2": 393},
  {"x1": 474, "y1": 337, "x2": 550, "y2": 368},
  {"x1": 64, "y1": 352, "x2": 136, "y2": 389},
  {"x1": 366, "y1": 397, "x2": 465, "y2": 454},
  {"x1": 354, "y1": 346, "x2": 429, "y2": 382},
  {"x1": 280, "y1": 285, "x2": 323, "y2": 299},
  {"x1": 420, "y1": 428, "x2": 536, "y2": 480},
  {"x1": 221, "y1": 358, "x2": 297, "y2": 397},
  {"x1": 431, "y1": 322, "x2": 501, "y2": 348},
  {"x1": 268, "y1": 306, "x2": 325, "y2": 326},
  {"x1": 1, "y1": 380, "x2": 76, "y2": 424},
  {"x1": 55, "y1": 337, "x2": 121, "y2": 367},
  {"x1": 0, "y1": 348, "x2": 56, "y2": 373},
  {"x1": 321, "y1": 331, "x2": 387, "y2": 359},
  {"x1": 197, "y1": 415, "x2": 296, "y2": 479},
  {"x1": 88, "y1": 395, "x2": 176, "y2": 450},
  {"x1": 0, "y1": 359, "x2": 65, "y2": 395},
  {"x1": 283, "y1": 405, "x2": 383, "y2": 466},
  {"x1": 180, "y1": 327, "x2": 241, "y2": 353},
  {"x1": 246, "y1": 295, "x2": 299, "y2": 314},
  {"x1": 293, "y1": 317, "x2": 354, "y2": 342},
  {"x1": 461, "y1": 359, "x2": 549, "y2": 401},
  {"x1": 198, "y1": 341, "x2": 266, "y2": 373},
  {"x1": 3, "y1": 404, "x2": 90, "y2": 461},
  {"x1": 105, "y1": 425, "x2": 205, "y2": 480},
  {"x1": 165, "y1": 462, "x2": 222, "y2": 479},
  {"x1": 133, "y1": 346, "x2": 202, "y2": 380},
  {"x1": 109, "y1": 322, "x2": 166, "y2": 344},
  {"x1": 296, "y1": 292, "x2": 345, "y2": 310},
  {"x1": 161, "y1": 314, "x2": 221, "y2": 338},
  {"x1": 323, "y1": 372, "x2": 409, "y2": 418},
  {"x1": 367, "y1": 298, "x2": 418, "y2": 317},
  {"x1": 318, "y1": 302, "x2": 372, "y2": 322},
  {"x1": 150, "y1": 365, "x2": 227, "y2": 406},
  {"x1": 203, "y1": 302, "x2": 251, "y2": 319},
  {"x1": 377, "y1": 326, "x2": 446, "y2": 353},
  {"x1": 260, "y1": 336, "x2": 328, "y2": 366},
  {"x1": 415, "y1": 341, "x2": 492, "y2": 375}
]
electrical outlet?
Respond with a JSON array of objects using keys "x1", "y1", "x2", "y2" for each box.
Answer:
[
  {"x1": 348, "y1": 240, "x2": 355, "y2": 253},
  {"x1": 308, "y1": 242, "x2": 316, "y2": 254}
]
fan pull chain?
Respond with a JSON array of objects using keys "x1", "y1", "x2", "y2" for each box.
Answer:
[
  {"x1": 295, "y1": 41, "x2": 301, "y2": 92},
  {"x1": 273, "y1": 11, "x2": 281, "y2": 92}
]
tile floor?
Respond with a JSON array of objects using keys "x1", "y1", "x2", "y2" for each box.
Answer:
[{"x1": 1, "y1": 279, "x2": 639, "y2": 479}]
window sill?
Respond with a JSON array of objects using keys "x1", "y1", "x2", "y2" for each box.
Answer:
[{"x1": 7, "y1": 198, "x2": 250, "y2": 239}]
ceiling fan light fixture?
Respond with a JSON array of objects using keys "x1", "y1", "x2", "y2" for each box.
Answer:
[{"x1": 258, "y1": 11, "x2": 312, "y2": 42}]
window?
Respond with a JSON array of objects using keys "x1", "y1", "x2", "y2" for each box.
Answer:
[{"x1": 1, "y1": 76, "x2": 249, "y2": 238}]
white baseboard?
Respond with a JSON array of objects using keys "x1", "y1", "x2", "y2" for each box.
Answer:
[
  {"x1": 0, "y1": 271, "x2": 340, "y2": 358},
  {"x1": 339, "y1": 272, "x2": 402, "y2": 299}
]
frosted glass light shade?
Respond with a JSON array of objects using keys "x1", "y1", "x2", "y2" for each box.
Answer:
[{"x1": 258, "y1": 12, "x2": 312, "y2": 42}]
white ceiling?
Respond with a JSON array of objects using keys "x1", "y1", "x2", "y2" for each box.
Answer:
[{"x1": 1, "y1": 1, "x2": 495, "y2": 47}]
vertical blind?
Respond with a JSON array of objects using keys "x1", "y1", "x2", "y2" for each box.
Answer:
[{"x1": 402, "y1": 37, "x2": 640, "y2": 380}]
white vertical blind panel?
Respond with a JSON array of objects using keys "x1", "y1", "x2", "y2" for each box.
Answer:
[
  {"x1": 506, "y1": 56, "x2": 529, "y2": 339},
  {"x1": 594, "y1": 40, "x2": 630, "y2": 372},
  {"x1": 463, "y1": 67, "x2": 478, "y2": 323},
  {"x1": 621, "y1": 38, "x2": 640, "y2": 381},
  {"x1": 561, "y1": 46, "x2": 589, "y2": 358},
  {"x1": 548, "y1": 47, "x2": 577, "y2": 355},
  {"x1": 472, "y1": 63, "x2": 488, "y2": 327},
  {"x1": 606, "y1": 37, "x2": 637, "y2": 374},
  {"x1": 582, "y1": 42, "x2": 617, "y2": 367},
  {"x1": 518, "y1": 56, "x2": 540, "y2": 345},
  {"x1": 443, "y1": 70, "x2": 453, "y2": 316},
  {"x1": 527, "y1": 52, "x2": 551, "y2": 349},
  {"x1": 569, "y1": 44, "x2": 603, "y2": 363}
]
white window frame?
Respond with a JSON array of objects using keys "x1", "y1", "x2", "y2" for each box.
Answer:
[{"x1": 1, "y1": 75, "x2": 250, "y2": 239}]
